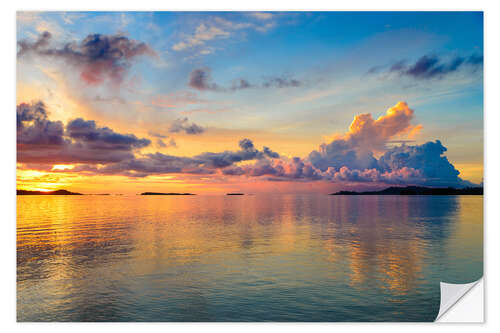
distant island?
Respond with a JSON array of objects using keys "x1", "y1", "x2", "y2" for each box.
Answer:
[
  {"x1": 17, "y1": 189, "x2": 83, "y2": 195},
  {"x1": 140, "y1": 192, "x2": 195, "y2": 195},
  {"x1": 330, "y1": 186, "x2": 483, "y2": 196},
  {"x1": 226, "y1": 193, "x2": 244, "y2": 195}
]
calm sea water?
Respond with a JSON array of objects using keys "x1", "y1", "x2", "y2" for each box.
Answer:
[{"x1": 17, "y1": 194, "x2": 483, "y2": 322}]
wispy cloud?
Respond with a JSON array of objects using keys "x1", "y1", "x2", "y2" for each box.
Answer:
[
  {"x1": 248, "y1": 12, "x2": 274, "y2": 20},
  {"x1": 172, "y1": 23, "x2": 231, "y2": 52},
  {"x1": 172, "y1": 14, "x2": 279, "y2": 56}
]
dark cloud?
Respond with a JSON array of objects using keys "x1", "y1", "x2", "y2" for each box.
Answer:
[
  {"x1": 377, "y1": 140, "x2": 466, "y2": 186},
  {"x1": 148, "y1": 131, "x2": 168, "y2": 139},
  {"x1": 263, "y1": 146, "x2": 280, "y2": 159},
  {"x1": 188, "y1": 68, "x2": 221, "y2": 91},
  {"x1": 72, "y1": 138, "x2": 279, "y2": 177},
  {"x1": 168, "y1": 118, "x2": 205, "y2": 135},
  {"x1": 262, "y1": 75, "x2": 301, "y2": 88},
  {"x1": 188, "y1": 68, "x2": 302, "y2": 92},
  {"x1": 17, "y1": 101, "x2": 151, "y2": 165},
  {"x1": 157, "y1": 138, "x2": 177, "y2": 148},
  {"x1": 231, "y1": 78, "x2": 253, "y2": 91},
  {"x1": 193, "y1": 139, "x2": 276, "y2": 169},
  {"x1": 308, "y1": 139, "x2": 379, "y2": 172},
  {"x1": 17, "y1": 101, "x2": 65, "y2": 146},
  {"x1": 66, "y1": 118, "x2": 150, "y2": 150},
  {"x1": 382, "y1": 54, "x2": 483, "y2": 79},
  {"x1": 17, "y1": 31, "x2": 155, "y2": 85}
]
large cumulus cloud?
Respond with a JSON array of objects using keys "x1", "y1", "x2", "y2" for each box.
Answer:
[
  {"x1": 219, "y1": 102, "x2": 473, "y2": 187},
  {"x1": 17, "y1": 31, "x2": 155, "y2": 85},
  {"x1": 223, "y1": 140, "x2": 470, "y2": 187},
  {"x1": 308, "y1": 101, "x2": 418, "y2": 171}
]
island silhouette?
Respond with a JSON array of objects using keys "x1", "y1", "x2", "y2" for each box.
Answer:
[
  {"x1": 330, "y1": 186, "x2": 483, "y2": 195},
  {"x1": 17, "y1": 189, "x2": 83, "y2": 195}
]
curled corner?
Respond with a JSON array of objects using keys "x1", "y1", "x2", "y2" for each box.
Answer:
[{"x1": 435, "y1": 278, "x2": 483, "y2": 321}]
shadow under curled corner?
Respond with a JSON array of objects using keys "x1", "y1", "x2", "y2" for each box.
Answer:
[{"x1": 435, "y1": 278, "x2": 484, "y2": 322}]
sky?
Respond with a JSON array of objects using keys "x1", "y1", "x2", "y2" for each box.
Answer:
[{"x1": 16, "y1": 11, "x2": 483, "y2": 194}]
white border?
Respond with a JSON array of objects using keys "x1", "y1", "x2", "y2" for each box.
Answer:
[{"x1": 2, "y1": 1, "x2": 498, "y2": 331}]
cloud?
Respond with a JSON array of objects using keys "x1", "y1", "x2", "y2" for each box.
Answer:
[
  {"x1": 318, "y1": 139, "x2": 471, "y2": 187},
  {"x1": 263, "y1": 75, "x2": 302, "y2": 88},
  {"x1": 172, "y1": 15, "x2": 278, "y2": 55},
  {"x1": 148, "y1": 131, "x2": 168, "y2": 139},
  {"x1": 17, "y1": 101, "x2": 151, "y2": 165},
  {"x1": 188, "y1": 68, "x2": 302, "y2": 92},
  {"x1": 72, "y1": 138, "x2": 280, "y2": 177},
  {"x1": 17, "y1": 31, "x2": 156, "y2": 85},
  {"x1": 194, "y1": 139, "x2": 267, "y2": 168},
  {"x1": 172, "y1": 23, "x2": 230, "y2": 51},
  {"x1": 223, "y1": 157, "x2": 322, "y2": 180},
  {"x1": 157, "y1": 138, "x2": 177, "y2": 148},
  {"x1": 66, "y1": 118, "x2": 150, "y2": 150},
  {"x1": 383, "y1": 54, "x2": 483, "y2": 79},
  {"x1": 17, "y1": 12, "x2": 66, "y2": 39},
  {"x1": 377, "y1": 140, "x2": 463, "y2": 186},
  {"x1": 226, "y1": 139, "x2": 470, "y2": 187},
  {"x1": 17, "y1": 101, "x2": 65, "y2": 145},
  {"x1": 188, "y1": 68, "x2": 221, "y2": 91},
  {"x1": 149, "y1": 131, "x2": 178, "y2": 149},
  {"x1": 168, "y1": 117, "x2": 205, "y2": 135},
  {"x1": 231, "y1": 78, "x2": 253, "y2": 91},
  {"x1": 308, "y1": 101, "x2": 417, "y2": 173},
  {"x1": 249, "y1": 12, "x2": 274, "y2": 20}
]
